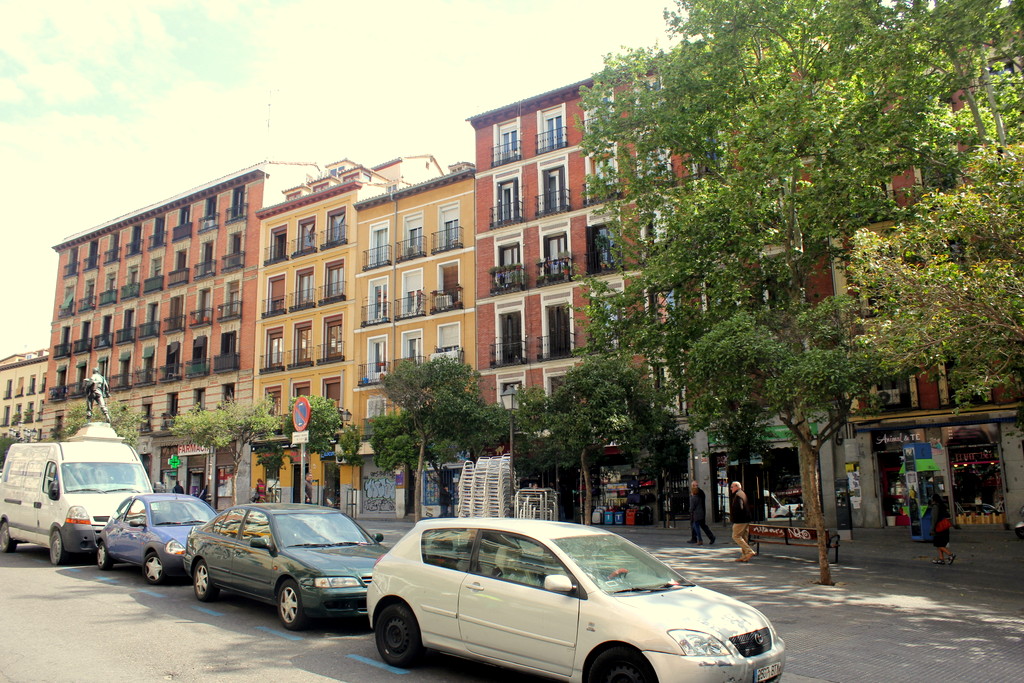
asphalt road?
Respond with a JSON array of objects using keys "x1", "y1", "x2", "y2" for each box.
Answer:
[{"x1": 0, "y1": 521, "x2": 1021, "y2": 682}]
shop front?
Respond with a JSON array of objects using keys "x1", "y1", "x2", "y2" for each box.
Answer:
[{"x1": 945, "y1": 424, "x2": 1006, "y2": 525}]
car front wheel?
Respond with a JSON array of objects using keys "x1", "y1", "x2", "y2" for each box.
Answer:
[
  {"x1": 192, "y1": 560, "x2": 220, "y2": 602},
  {"x1": 0, "y1": 521, "x2": 17, "y2": 553},
  {"x1": 49, "y1": 529, "x2": 69, "y2": 566},
  {"x1": 277, "y1": 579, "x2": 310, "y2": 631},
  {"x1": 590, "y1": 646, "x2": 657, "y2": 683},
  {"x1": 143, "y1": 552, "x2": 166, "y2": 585},
  {"x1": 96, "y1": 542, "x2": 113, "y2": 570},
  {"x1": 375, "y1": 603, "x2": 423, "y2": 668}
]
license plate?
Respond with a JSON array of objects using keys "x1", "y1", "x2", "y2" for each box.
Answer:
[{"x1": 755, "y1": 662, "x2": 782, "y2": 682}]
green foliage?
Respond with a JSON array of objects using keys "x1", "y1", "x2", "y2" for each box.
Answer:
[
  {"x1": 279, "y1": 395, "x2": 343, "y2": 455},
  {"x1": 368, "y1": 412, "x2": 418, "y2": 472},
  {"x1": 335, "y1": 424, "x2": 363, "y2": 466},
  {"x1": 0, "y1": 436, "x2": 16, "y2": 468},
  {"x1": 50, "y1": 401, "x2": 144, "y2": 448},
  {"x1": 851, "y1": 143, "x2": 1024, "y2": 410}
]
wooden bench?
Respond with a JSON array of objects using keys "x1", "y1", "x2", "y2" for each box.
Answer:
[{"x1": 747, "y1": 523, "x2": 841, "y2": 564}]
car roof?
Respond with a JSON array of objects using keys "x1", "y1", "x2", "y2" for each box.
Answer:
[
  {"x1": 411, "y1": 517, "x2": 614, "y2": 541},
  {"x1": 134, "y1": 493, "x2": 206, "y2": 503},
  {"x1": 234, "y1": 503, "x2": 347, "y2": 515}
]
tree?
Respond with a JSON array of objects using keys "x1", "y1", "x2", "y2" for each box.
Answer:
[
  {"x1": 851, "y1": 144, "x2": 1024, "y2": 411},
  {"x1": 279, "y1": 395, "x2": 343, "y2": 456},
  {"x1": 50, "y1": 401, "x2": 144, "y2": 448},
  {"x1": 0, "y1": 436, "x2": 16, "y2": 469},
  {"x1": 542, "y1": 356, "x2": 678, "y2": 524},
  {"x1": 577, "y1": 0, "x2": 1019, "y2": 584},
  {"x1": 171, "y1": 398, "x2": 279, "y2": 505},
  {"x1": 378, "y1": 357, "x2": 493, "y2": 520}
]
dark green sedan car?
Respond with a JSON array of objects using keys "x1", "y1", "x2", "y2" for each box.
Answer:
[{"x1": 183, "y1": 503, "x2": 386, "y2": 630}]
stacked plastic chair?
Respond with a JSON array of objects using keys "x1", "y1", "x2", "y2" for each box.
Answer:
[
  {"x1": 514, "y1": 488, "x2": 560, "y2": 521},
  {"x1": 457, "y1": 455, "x2": 514, "y2": 518}
]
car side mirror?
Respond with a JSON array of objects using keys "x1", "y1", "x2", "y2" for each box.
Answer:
[
  {"x1": 129, "y1": 519, "x2": 146, "y2": 528},
  {"x1": 373, "y1": 533, "x2": 384, "y2": 543},
  {"x1": 543, "y1": 574, "x2": 575, "y2": 593},
  {"x1": 250, "y1": 536, "x2": 274, "y2": 552},
  {"x1": 48, "y1": 481, "x2": 60, "y2": 501}
]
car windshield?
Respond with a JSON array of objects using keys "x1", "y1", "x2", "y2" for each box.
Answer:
[
  {"x1": 274, "y1": 511, "x2": 374, "y2": 548},
  {"x1": 61, "y1": 462, "x2": 150, "y2": 494},
  {"x1": 552, "y1": 533, "x2": 694, "y2": 594},
  {"x1": 149, "y1": 499, "x2": 215, "y2": 525}
]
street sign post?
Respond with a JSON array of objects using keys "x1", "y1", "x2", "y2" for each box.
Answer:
[
  {"x1": 292, "y1": 430, "x2": 309, "y2": 444},
  {"x1": 293, "y1": 396, "x2": 312, "y2": 500}
]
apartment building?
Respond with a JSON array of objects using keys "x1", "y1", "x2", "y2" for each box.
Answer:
[
  {"x1": 46, "y1": 162, "x2": 317, "y2": 506},
  {"x1": 0, "y1": 350, "x2": 48, "y2": 441}
]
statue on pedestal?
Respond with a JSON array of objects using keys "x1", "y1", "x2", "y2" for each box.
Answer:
[{"x1": 84, "y1": 367, "x2": 111, "y2": 423}]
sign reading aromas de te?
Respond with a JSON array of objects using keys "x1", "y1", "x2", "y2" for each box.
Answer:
[{"x1": 293, "y1": 396, "x2": 311, "y2": 432}]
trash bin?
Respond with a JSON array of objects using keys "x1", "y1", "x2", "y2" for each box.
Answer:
[
  {"x1": 626, "y1": 508, "x2": 637, "y2": 525},
  {"x1": 614, "y1": 511, "x2": 625, "y2": 525},
  {"x1": 592, "y1": 508, "x2": 604, "y2": 524},
  {"x1": 604, "y1": 510, "x2": 615, "y2": 525}
]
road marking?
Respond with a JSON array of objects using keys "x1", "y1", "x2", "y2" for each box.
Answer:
[
  {"x1": 191, "y1": 606, "x2": 225, "y2": 616},
  {"x1": 255, "y1": 626, "x2": 304, "y2": 641},
  {"x1": 137, "y1": 589, "x2": 165, "y2": 598},
  {"x1": 347, "y1": 654, "x2": 409, "y2": 674},
  {"x1": 95, "y1": 576, "x2": 119, "y2": 583}
]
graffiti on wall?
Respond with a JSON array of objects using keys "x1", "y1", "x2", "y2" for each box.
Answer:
[{"x1": 363, "y1": 471, "x2": 396, "y2": 512}]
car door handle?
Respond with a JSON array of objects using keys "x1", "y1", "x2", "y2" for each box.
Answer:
[
  {"x1": 33, "y1": 502, "x2": 42, "y2": 509},
  {"x1": 465, "y1": 582, "x2": 485, "y2": 592}
]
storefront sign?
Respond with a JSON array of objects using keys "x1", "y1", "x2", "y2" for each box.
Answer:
[
  {"x1": 949, "y1": 445, "x2": 998, "y2": 465},
  {"x1": 177, "y1": 443, "x2": 208, "y2": 457}
]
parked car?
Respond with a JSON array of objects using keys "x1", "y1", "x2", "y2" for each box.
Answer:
[
  {"x1": 368, "y1": 518, "x2": 785, "y2": 683},
  {"x1": 97, "y1": 493, "x2": 216, "y2": 584},
  {"x1": 183, "y1": 503, "x2": 386, "y2": 630}
]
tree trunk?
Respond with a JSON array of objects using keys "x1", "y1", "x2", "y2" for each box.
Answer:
[
  {"x1": 414, "y1": 442, "x2": 425, "y2": 522},
  {"x1": 791, "y1": 415, "x2": 833, "y2": 585},
  {"x1": 580, "y1": 448, "x2": 593, "y2": 526}
]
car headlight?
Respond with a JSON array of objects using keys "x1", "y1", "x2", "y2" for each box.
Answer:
[
  {"x1": 313, "y1": 577, "x2": 362, "y2": 589},
  {"x1": 668, "y1": 629, "x2": 732, "y2": 657},
  {"x1": 164, "y1": 539, "x2": 186, "y2": 556}
]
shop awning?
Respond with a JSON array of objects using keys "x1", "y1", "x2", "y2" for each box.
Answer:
[{"x1": 61, "y1": 292, "x2": 74, "y2": 307}]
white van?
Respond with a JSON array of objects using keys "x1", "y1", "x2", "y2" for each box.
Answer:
[{"x1": 0, "y1": 423, "x2": 152, "y2": 565}]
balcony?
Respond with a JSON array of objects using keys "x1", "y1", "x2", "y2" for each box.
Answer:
[
  {"x1": 260, "y1": 352, "x2": 285, "y2": 374},
  {"x1": 536, "y1": 189, "x2": 571, "y2": 217},
  {"x1": 134, "y1": 367, "x2": 157, "y2": 386},
  {"x1": 68, "y1": 381, "x2": 87, "y2": 398},
  {"x1": 78, "y1": 294, "x2": 96, "y2": 312},
  {"x1": 319, "y1": 281, "x2": 346, "y2": 305},
  {"x1": 185, "y1": 359, "x2": 209, "y2": 378},
  {"x1": 536, "y1": 126, "x2": 568, "y2": 155},
  {"x1": 168, "y1": 268, "x2": 189, "y2": 287},
  {"x1": 536, "y1": 255, "x2": 574, "y2": 286},
  {"x1": 164, "y1": 315, "x2": 186, "y2": 333},
  {"x1": 394, "y1": 292, "x2": 426, "y2": 321},
  {"x1": 431, "y1": 226, "x2": 462, "y2": 253},
  {"x1": 358, "y1": 361, "x2": 389, "y2": 386},
  {"x1": 288, "y1": 347, "x2": 314, "y2": 370},
  {"x1": 490, "y1": 264, "x2": 526, "y2": 296},
  {"x1": 218, "y1": 300, "x2": 242, "y2": 321},
  {"x1": 586, "y1": 247, "x2": 618, "y2": 275},
  {"x1": 82, "y1": 254, "x2": 99, "y2": 271},
  {"x1": 143, "y1": 275, "x2": 164, "y2": 294},
  {"x1": 538, "y1": 332, "x2": 576, "y2": 362},
  {"x1": 430, "y1": 346, "x2": 464, "y2": 363},
  {"x1": 490, "y1": 201, "x2": 524, "y2": 229},
  {"x1": 125, "y1": 240, "x2": 143, "y2": 257},
  {"x1": 222, "y1": 251, "x2": 245, "y2": 272},
  {"x1": 214, "y1": 352, "x2": 240, "y2": 373},
  {"x1": 104, "y1": 246, "x2": 120, "y2": 264},
  {"x1": 320, "y1": 226, "x2": 347, "y2": 250},
  {"x1": 53, "y1": 343, "x2": 71, "y2": 358},
  {"x1": 72, "y1": 338, "x2": 92, "y2": 354},
  {"x1": 190, "y1": 308, "x2": 213, "y2": 327},
  {"x1": 362, "y1": 245, "x2": 391, "y2": 271},
  {"x1": 63, "y1": 262, "x2": 78, "y2": 278},
  {"x1": 262, "y1": 296, "x2": 286, "y2": 319},
  {"x1": 58, "y1": 302, "x2": 75, "y2": 318},
  {"x1": 361, "y1": 301, "x2": 389, "y2": 327},
  {"x1": 318, "y1": 342, "x2": 345, "y2": 365},
  {"x1": 99, "y1": 289, "x2": 118, "y2": 306},
  {"x1": 396, "y1": 235, "x2": 426, "y2": 263},
  {"x1": 138, "y1": 320, "x2": 161, "y2": 338},
  {"x1": 490, "y1": 339, "x2": 527, "y2": 368},
  {"x1": 109, "y1": 373, "x2": 132, "y2": 392},
  {"x1": 172, "y1": 222, "x2": 193, "y2": 241},
  {"x1": 492, "y1": 142, "x2": 521, "y2": 167},
  {"x1": 430, "y1": 286, "x2": 463, "y2": 314},
  {"x1": 290, "y1": 289, "x2": 316, "y2": 312},
  {"x1": 225, "y1": 204, "x2": 247, "y2": 224},
  {"x1": 194, "y1": 260, "x2": 216, "y2": 281},
  {"x1": 93, "y1": 332, "x2": 112, "y2": 350},
  {"x1": 149, "y1": 232, "x2": 166, "y2": 250},
  {"x1": 120, "y1": 282, "x2": 140, "y2": 300},
  {"x1": 291, "y1": 235, "x2": 317, "y2": 259},
  {"x1": 199, "y1": 212, "x2": 220, "y2": 232},
  {"x1": 116, "y1": 327, "x2": 136, "y2": 344},
  {"x1": 264, "y1": 243, "x2": 289, "y2": 266},
  {"x1": 139, "y1": 420, "x2": 152, "y2": 434},
  {"x1": 49, "y1": 385, "x2": 68, "y2": 402},
  {"x1": 160, "y1": 363, "x2": 182, "y2": 382}
]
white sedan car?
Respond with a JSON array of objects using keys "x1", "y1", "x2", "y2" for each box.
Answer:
[{"x1": 367, "y1": 518, "x2": 784, "y2": 683}]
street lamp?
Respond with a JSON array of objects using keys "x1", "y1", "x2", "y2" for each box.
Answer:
[
  {"x1": 339, "y1": 407, "x2": 352, "y2": 423},
  {"x1": 500, "y1": 385, "x2": 519, "y2": 472}
]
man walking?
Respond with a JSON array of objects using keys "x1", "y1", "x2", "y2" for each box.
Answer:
[
  {"x1": 730, "y1": 481, "x2": 755, "y2": 562},
  {"x1": 689, "y1": 481, "x2": 716, "y2": 545},
  {"x1": 304, "y1": 472, "x2": 314, "y2": 504}
]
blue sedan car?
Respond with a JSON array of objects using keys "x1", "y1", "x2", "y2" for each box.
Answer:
[{"x1": 97, "y1": 493, "x2": 216, "y2": 584}]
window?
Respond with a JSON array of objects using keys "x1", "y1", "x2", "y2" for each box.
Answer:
[
  {"x1": 475, "y1": 531, "x2": 566, "y2": 588},
  {"x1": 421, "y1": 527, "x2": 474, "y2": 571},
  {"x1": 538, "y1": 109, "x2": 566, "y2": 153},
  {"x1": 325, "y1": 263, "x2": 345, "y2": 300},
  {"x1": 222, "y1": 383, "x2": 235, "y2": 402},
  {"x1": 438, "y1": 205, "x2": 460, "y2": 251},
  {"x1": 212, "y1": 509, "x2": 245, "y2": 538},
  {"x1": 299, "y1": 219, "x2": 316, "y2": 252},
  {"x1": 194, "y1": 388, "x2": 205, "y2": 411},
  {"x1": 495, "y1": 122, "x2": 520, "y2": 165},
  {"x1": 324, "y1": 378, "x2": 341, "y2": 403},
  {"x1": 125, "y1": 498, "x2": 147, "y2": 527},
  {"x1": 495, "y1": 179, "x2": 520, "y2": 225},
  {"x1": 294, "y1": 326, "x2": 312, "y2": 364},
  {"x1": 179, "y1": 206, "x2": 190, "y2": 226},
  {"x1": 402, "y1": 332, "x2": 422, "y2": 360},
  {"x1": 327, "y1": 209, "x2": 347, "y2": 244},
  {"x1": 541, "y1": 167, "x2": 566, "y2": 214},
  {"x1": 325, "y1": 320, "x2": 344, "y2": 360},
  {"x1": 167, "y1": 391, "x2": 179, "y2": 416},
  {"x1": 240, "y1": 510, "x2": 270, "y2": 540},
  {"x1": 499, "y1": 243, "x2": 521, "y2": 267}
]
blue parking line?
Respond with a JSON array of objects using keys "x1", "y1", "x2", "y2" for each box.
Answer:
[
  {"x1": 191, "y1": 605, "x2": 225, "y2": 617},
  {"x1": 255, "y1": 625, "x2": 304, "y2": 641},
  {"x1": 95, "y1": 576, "x2": 119, "y2": 583},
  {"x1": 347, "y1": 654, "x2": 408, "y2": 675},
  {"x1": 136, "y1": 589, "x2": 165, "y2": 598}
]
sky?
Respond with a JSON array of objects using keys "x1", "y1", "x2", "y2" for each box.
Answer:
[{"x1": 0, "y1": 0, "x2": 676, "y2": 356}]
